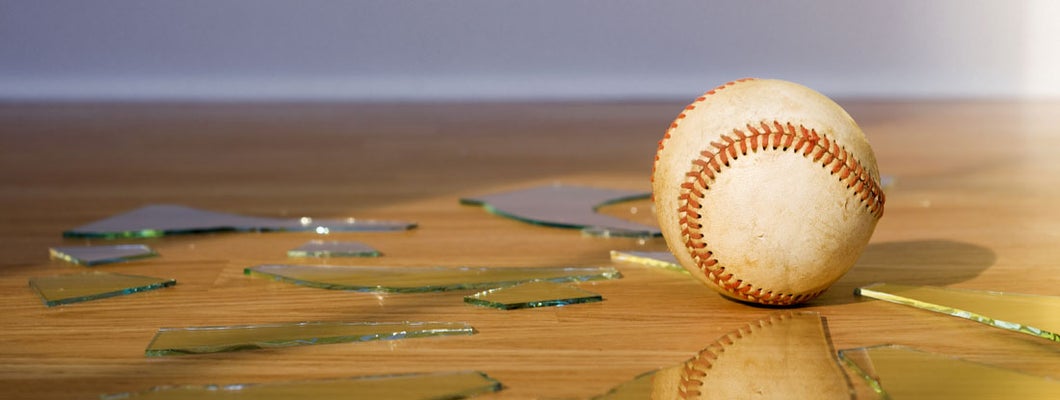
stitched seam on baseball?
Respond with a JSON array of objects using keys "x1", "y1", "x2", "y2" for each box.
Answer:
[
  {"x1": 651, "y1": 78, "x2": 755, "y2": 192},
  {"x1": 677, "y1": 121, "x2": 886, "y2": 305},
  {"x1": 677, "y1": 313, "x2": 791, "y2": 398}
]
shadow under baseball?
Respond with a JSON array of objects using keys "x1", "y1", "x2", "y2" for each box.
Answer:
[{"x1": 811, "y1": 239, "x2": 996, "y2": 306}]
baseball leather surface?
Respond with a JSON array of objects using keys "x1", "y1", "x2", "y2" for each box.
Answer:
[{"x1": 652, "y1": 78, "x2": 885, "y2": 306}]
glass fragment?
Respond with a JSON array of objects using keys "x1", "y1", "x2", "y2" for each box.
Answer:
[
  {"x1": 839, "y1": 345, "x2": 1060, "y2": 399},
  {"x1": 63, "y1": 204, "x2": 415, "y2": 239},
  {"x1": 245, "y1": 264, "x2": 621, "y2": 293},
  {"x1": 609, "y1": 250, "x2": 687, "y2": 274},
  {"x1": 49, "y1": 244, "x2": 158, "y2": 266},
  {"x1": 856, "y1": 283, "x2": 1060, "y2": 342},
  {"x1": 100, "y1": 370, "x2": 502, "y2": 399},
  {"x1": 29, "y1": 271, "x2": 176, "y2": 307},
  {"x1": 460, "y1": 184, "x2": 660, "y2": 237},
  {"x1": 287, "y1": 240, "x2": 381, "y2": 258},
  {"x1": 592, "y1": 312, "x2": 852, "y2": 399},
  {"x1": 464, "y1": 281, "x2": 603, "y2": 309},
  {"x1": 145, "y1": 321, "x2": 475, "y2": 357}
]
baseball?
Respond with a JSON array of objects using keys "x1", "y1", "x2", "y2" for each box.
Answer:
[{"x1": 652, "y1": 78, "x2": 885, "y2": 306}]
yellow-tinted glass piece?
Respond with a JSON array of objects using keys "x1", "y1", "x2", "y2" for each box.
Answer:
[
  {"x1": 49, "y1": 244, "x2": 158, "y2": 266},
  {"x1": 857, "y1": 283, "x2": 1060, "y2": 342},
  {"x1": 609, "y1": 250, "x2": 688, "y2": 274},
  {"x1": 100, "y1": 370, "x2": 502, "y2": 399},
  {"x1": 29, "y1": 271, "x2": 176, "y2": 307},
  {"x1": 145, "y1": 321, "x2": 475, "y2": 357},
  {"x1": 592, "y1": 312, "x2": 851, "y2": 399},
  {"x1": 840, "y1": 345, "x2": 1060, "y2": 399},
  {"x1": 464, "y1": 281, "x2": 603, "y2": 309},
  {"x1": 245, "y1": 264, "x2": 621, "y2": 293}
]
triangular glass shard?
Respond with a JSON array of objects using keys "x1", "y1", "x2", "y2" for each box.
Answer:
[
  {"x1": 100, "y1": 370, "x2": 502, "y2": 399},
  {"x1": 145, "y1": 321, "x2": 475, "y2": 357},
  {"x1": 839, "y1": 345, "x2": 1060, "y2": 399},
  {"x1": 49, "y1": 244, "x2": 158, "y2": 266},
  {"x1": 29, "y1": 271, "x2": 176, "y2": 307},
  {"x1": 464, "y1": 281, "x2": 603, "y2": 310},
  {"x1": 591, "y1": 312, "x2": 852, "y2": 399},
  {"x1": 609, "y1": 250, "x2": 687, "y2": 274},
  {"x1": 63, "y1": 204, "x2": 416, "y2": 239},
  {"x1": 287, "y1": 240, "x2": 381, "y2": 258},
  {"x1": 856, "y1": 283, "x2": 1060, "y2": 342},
  {"x1": 460, "y1": 184, "x2": 660, "y2": 237},
  {"x1": 245, "y1": 264, "x2": 621, "y2": 293}
]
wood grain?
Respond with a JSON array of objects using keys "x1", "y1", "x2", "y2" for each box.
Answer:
[{"x1": 2, "y1": 100, "x2": 1059, "y2": 399}]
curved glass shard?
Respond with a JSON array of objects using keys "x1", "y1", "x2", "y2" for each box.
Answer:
[
  {"x1": 460, "y1": 184, "x2": 660, "y2": 237},
  {"x1": 464, "y1": 281, "x2": 603, "y2": 310},
  {"x1": 592, "y1": 312, "x2": 851, "y2": 400},
  {"x1": 29, "y1": 271, "x2": 176, "y2": 307},
  {"x1": 856, "y1": 283, "x2": 1060, "y2": 342},
  {"x1": 245, "y1": 264, "x2": 621, "y2": 293},
  {"x1": 63, "y1": 204, "x2": 416, "y2": 239},
  {"x1": 49, "y1": 244, "x2": 158, "y2": 266},
  {"x1": 608, "y1": 250, "x2": 687, "y2": 274},
  {"x1": 100, "y1": 370, "x2": 502, "y2": 399},
  {"x1": 839, "y1": 345, "x2": 1060, "y2": 399},
  {"x1": 287, "y1": 240, "x2": 381, "y2": 258},
  {"x1": 145, "y1": 321, "x2": 475, "y2": 357}
]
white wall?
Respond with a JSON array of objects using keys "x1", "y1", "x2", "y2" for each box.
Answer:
[{"x1": 1, "y1": 0, "x2": 1057, "y2": 100}]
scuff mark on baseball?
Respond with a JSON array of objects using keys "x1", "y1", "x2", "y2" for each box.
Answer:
[{"x1": 652, "y1": 78, "x2": 885, "y2": 306}]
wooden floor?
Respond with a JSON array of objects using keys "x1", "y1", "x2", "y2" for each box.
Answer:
[{"x1": 1, "y1": 99, "x2": 1059, "y2": 399}]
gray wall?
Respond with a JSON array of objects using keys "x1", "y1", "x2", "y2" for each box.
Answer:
[{"x1": 1, "y1": 0, "x2": 1057, "y2": 100}]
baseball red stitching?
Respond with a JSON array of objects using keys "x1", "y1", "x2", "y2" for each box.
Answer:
[
  {"x1": 677, "y1": 120, "x2": 885, "y2": 305},
  {"x1": 678, "y1": 313, "x2": 792, "y2": 398}
]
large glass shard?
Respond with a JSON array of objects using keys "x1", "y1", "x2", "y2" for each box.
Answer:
[
  {"x1": 49, "y1": 244, "x2": 158, "y2": 266},
  {"x1": 464, "y1": 281, "x2": 603, "y2": 310},
  {"x1": 856, "y1": 283, "x2": 1060, "y2": 342},
  {"x1": 839, "y1": 345, "x2": 1060, "y2": 399},
  {"x1": 63, "y1": 204, "x2": 416, "y2": 239},
  {"x1": 29, "y1": 271, "x2": 176, "y2": 307},
  {"x1": 145, "y1": 321, "x2": 475, "y2": 357},
  {"x1": 245, "y1": 264, "x2": 621, "y2": 293},
  {"x1": 100, "y1": 370, "x2": 502, "y2": 399},
  {"x1": 609, "y1": 250, "x2": 688, "y2": 275},
  {"x1": 592, "y1": 312, "x2": 851, "y2": 400},
  {"x1": 287, "y1": 240, "x2": 381, "y2": 258},
  {"x1": 460, "y1": 184, "x2": 660, "y2": 237}
]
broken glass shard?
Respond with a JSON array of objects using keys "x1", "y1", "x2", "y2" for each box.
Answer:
[
  {"x1": 62, "y1": 204, "x2": 416, "y2": 239},
  {"x1": 460, "y1": 184, "x2": 660, "y2": 237},
  {"x1": 100, "y1": 370, "x2": 502, "y2": 399},
  {"x1": 591, "y1": 312, "x2": 852, "y2": 399},
  {"x1": 287, "y1": 240, "x2": 381, "y2": 258},
  {"x1": 29, "y1": 271, "x2": 176, "y2": 307},
  {"x1": 145, "y1": 321, "x2": 475, "y2": 357},
  {"x1": 245, "y1": 264, "x2": 621, "y2": 293},
  {"x1": 49, "y1": 244, "x2": 158, "y2": 266},
  {"x1": 464, "y1": 281, "x2": 603, "y2": 309},
  {"x1": 609, "y1": 250, "x2": 687, "y2": 274},
  {"x1": 839, "y1": 345, "x2": 1060, "y2": 399},
  {"x1": 856, "y1": 283, "x2": 1060, "y2": 342}
]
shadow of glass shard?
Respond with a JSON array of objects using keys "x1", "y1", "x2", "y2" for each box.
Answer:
[
  {"x1": 62, "y1": 204, "x2": 416, "y2": 239},
  {"x1": 145, "y1": 321, "x2": 475, "y2": 357},
  {"x1": 29, "y1": 271, "x2": 176, "y2": 307},
  {"x1": 609, "y1": 250, "x2": 687, "y2": 275},
  {"x1": 100, "y1": 370, "x2": 502, "y2": 399},
  {"x1": 245, "y1": 264, "x2": 621, "y2": 293},
  {"x1": 465, "y1": 281, "x2": 603, "y2": 310},
  {"x1": 287, "y1": 240, "x2": 381, "y2": 258},
  {"x1": 49, "y1": 244, "x2": 158, "y2": 266},
  {"x1": 460, "y1": 184, "x2": 660, "y2": 237},
  {"x1": 839, "y1": 345, "x2": 1060, "y2": 399},
  {"x1": 856, "y1": 283, "x2": 1060, "y2": 342},
  {"x1": 592, "y1": 312, "x2": 852, "y2": 400}
]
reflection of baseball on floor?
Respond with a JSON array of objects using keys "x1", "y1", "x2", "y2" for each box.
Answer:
[{"x1": 653, "y1": 78, "x2": 885, "y2": 305}]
